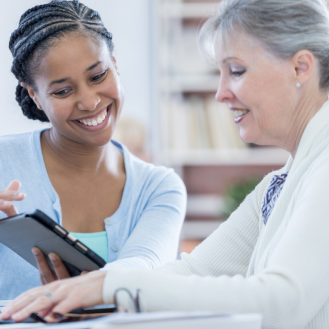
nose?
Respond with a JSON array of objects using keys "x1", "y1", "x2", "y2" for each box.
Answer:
[
  {"x1": 77, "y1": 86, "x2": 101, "y2": 111},
  {"x1": 215, "y1": 76, "x2": 234, "y2": 103}
]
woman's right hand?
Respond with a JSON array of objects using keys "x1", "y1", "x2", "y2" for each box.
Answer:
[
  {"x1": 1, "y1": 270, "x2": 106, "y2": 322},
  {"x1": 0, "y1": 180, "x2": 26, "y2": 217}
]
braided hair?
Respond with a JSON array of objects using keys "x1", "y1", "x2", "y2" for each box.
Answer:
[{"x1": 9, "y1": 0, "x2": 113, "y2": 122}]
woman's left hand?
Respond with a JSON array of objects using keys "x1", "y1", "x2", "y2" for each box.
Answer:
[
  {"x1": 32, "y1": 248, "x2": 89, "y2": 284},
  {"x1": 1, "y1": 270, "x2": 106, "y2": 322},
  {"x1": 32, "y1": 248, "x2": 69, "y2": 284}
]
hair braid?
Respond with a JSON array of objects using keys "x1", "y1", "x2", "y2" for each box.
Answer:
[
  {"x1": 15, "y1": 84, "x2": 49, "y2": 122},
  {"x1": 10, "y1": 14, "x2": 78, "y2": 53},
  {"x1": 20, "y1": 4, "x2": 58, "y2": 23},
  {"x1": 10, "y1": 0, "x2": 114, "y2": 122}
]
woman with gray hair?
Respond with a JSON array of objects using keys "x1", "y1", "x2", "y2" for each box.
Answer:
[{"x1": 3, "y1": 0, "x2": 329, "y2": 327}]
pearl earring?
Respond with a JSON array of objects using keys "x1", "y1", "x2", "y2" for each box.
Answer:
[{"x1": 296, "y1": 82, "x2": 301, "y2": 88}]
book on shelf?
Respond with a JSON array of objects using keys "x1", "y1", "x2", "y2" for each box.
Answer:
[
  {"x1": 166, "y1": 24, "x2": 217, "y2": 76},
  {"x1": 166, "y1": 95, "x2": 247, "y2": 151},
  {"x1": 166, "y1": 96, "x2": 191, "y2": 150}
]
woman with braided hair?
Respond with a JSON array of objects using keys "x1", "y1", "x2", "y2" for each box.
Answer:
[{"x1": 0, "y1": 0, "x2": 186, "y2": 299}]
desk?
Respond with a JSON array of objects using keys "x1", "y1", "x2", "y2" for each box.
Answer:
[{"x1": 90, "y1": 312, "x2": 262, "y2": 329}]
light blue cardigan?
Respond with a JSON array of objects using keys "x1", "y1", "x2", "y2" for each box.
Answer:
[{"x1": 0, "y1": 129, "x2": 186, "y2": 299}]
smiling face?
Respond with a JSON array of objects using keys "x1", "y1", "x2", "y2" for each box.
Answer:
[
  {"x1": 27, "y1": 33, "x2": 124, "y2": 147},
  {"x1": 214, "y1": 31, "x2": 302, "y2": 147}
]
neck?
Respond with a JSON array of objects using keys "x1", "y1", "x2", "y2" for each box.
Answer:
[
  {"x1": 41, "y1": 128, "x2": 118, "y2": 174},
  {"x1": 280, "y1": 89, "x2": 328, "y2": 159}
]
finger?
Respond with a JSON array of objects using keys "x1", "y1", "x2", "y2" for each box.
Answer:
[
  {"x1": 0, "y1": 200, "x2": 12, "y2": 210},
  {"x1": 1, "y1": 280, "x2": 63, "y2": 320},
  {"x1": 52, "y1": 292, "x2": 86, "y2": 315},
  {"x1": 0, "y1": 201, "x2": 18, "y2": 217},
  {"x1": 0, "y1": 190, "x2": 25, "y2": 201},
  {"x1": 81, "y1": 271, "x2": 89, "y2": 276},
  {"x1": 11, "y1": 295, "x2": 54, "y2": 322},
  {"x1": 10, "y1": 280, "x2": 68, "y2": 322},
  {"x1": 52, "y1": 272, "x2": 106, "y2": 315},
  {"x1": 38, "y1": 307, "x2": 53, "y2": 317},
  {"x1": 32, "y1": 248, "x2": 56, "y2": 284},
  {"x1": 48, "y1": 253, "x2": 70, "y2": 280},
  {"x1": 1, "y1": 289, "x2": 41, "y2": 319},
  {"x1": 6, "y1": 180, "x2": 21, "y2": 192}
]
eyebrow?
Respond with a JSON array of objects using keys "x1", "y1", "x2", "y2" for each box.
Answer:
[
  {"x1": 48, "y1": 61, "x2": 103, "y2": 88},
  {"x1": 86, "y1": 61, "x2": 102, "y2": 72},
  {"x1": 222, "y1": 56, "x2": 239, "y2": 63},
  {"x1": 49, "y1": 77, "x2": 70, "y2": 88}
]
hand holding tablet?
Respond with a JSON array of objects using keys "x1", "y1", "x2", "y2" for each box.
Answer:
[{"x1": 0, "y1": 210, "x2": 106, "y2": 277}]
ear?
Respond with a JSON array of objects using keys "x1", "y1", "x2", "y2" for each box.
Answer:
[
  {"x1": 291, "y1": 50, "x2": 315, "y2": 85},
  {"x1": 112, "y1": 56, "x2": 120, "y2": 76},
  {"x1": 20, "y1": 83, "x2": 42, "y2": 110}
]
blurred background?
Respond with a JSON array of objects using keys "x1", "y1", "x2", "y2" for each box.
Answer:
[{"x1": 0, "y1": 0, "x2": 289, "y2": 254}]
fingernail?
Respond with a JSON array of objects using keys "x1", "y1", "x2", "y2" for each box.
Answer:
[
  {"x1": 32, "y1": 248, "x2": 39, "y2": 256},
  {"x1": 49, "y1": 253, "x2": 57, "y2": 261},
  {"x1": 2, "y1": 201, "x2": 10, "y2": 207},
  {"x1": 17, "y1": 192, "x2": 25, "y2": 198}
]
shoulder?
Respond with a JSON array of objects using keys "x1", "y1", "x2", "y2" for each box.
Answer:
[
  {"x1": 0, "y1": 130, "x2": 39, "y2": 154},
  {"x1": 0, "y1": 130, "x2": 42, "y2": 181},
  {"x1": 302, "y1": 125, "x2": 329, "y2": 172}
]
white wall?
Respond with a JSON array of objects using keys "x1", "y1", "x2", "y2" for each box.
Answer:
[{"x1": 0, "y1": 0, "x2": 153, "y2": 137}]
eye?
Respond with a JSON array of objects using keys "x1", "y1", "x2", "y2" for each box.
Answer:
[
  {"x1": 54, "y1": 89, "x2": 71, "y2": 96},
  {"x1": 231, "y1": 69, "x2": 246, "y2": 77},
  {"x1": 91, "y1": 70, "x2": 107, "y2": 82}
]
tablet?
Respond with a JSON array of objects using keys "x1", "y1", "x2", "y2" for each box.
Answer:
[{"x1": 0, "y1": 210, "x2": 106, "y2": 276}]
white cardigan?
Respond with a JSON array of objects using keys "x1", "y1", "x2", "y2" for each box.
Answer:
[{"x1": 103, "y1": 100, "x2": 329, "y2": 329}]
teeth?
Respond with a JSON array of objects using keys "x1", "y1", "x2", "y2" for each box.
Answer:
[
  {"x1": 78, "y1": 108, "x2": 109, "y2": 127},
  {"x1": 233, "y1": 109, "x2": 249, "y2": 118}
]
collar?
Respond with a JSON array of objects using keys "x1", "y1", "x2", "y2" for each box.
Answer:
[{"x1": 285, "y1": 99, "x2": 329, "y2": 173}]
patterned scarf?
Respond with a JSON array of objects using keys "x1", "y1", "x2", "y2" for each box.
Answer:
[{"x1": 261, "y1": 172, "x2": 289, "y2": 225}]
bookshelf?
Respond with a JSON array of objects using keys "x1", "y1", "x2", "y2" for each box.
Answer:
[
  {"x1": 160, "y1": 148, "x2": 289, "y2": 167},
  {"x1": 150, "y1": 0, "x2": 290, "y2": 252},
  {"x1": 161, "y1": 2, "x2": 218, "y2": 19}
]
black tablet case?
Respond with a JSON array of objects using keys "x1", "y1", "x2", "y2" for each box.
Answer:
[{"x1": 0, "y1": 210, "x2": 106, "y2": 276}]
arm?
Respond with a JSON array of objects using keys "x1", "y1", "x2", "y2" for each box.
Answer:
[
  {"x1": 100, "y1": 158, "x2": 329, "y2": 329},
  {"x1": 102, "y1": 171, "x2": 187, "y2": 270},
  {"x1": 0, "y1": 170, "x2": 274, "y2": 321},
  {"x1": 31, "y1": 171, "x2": 186, "y2": 283},
  {"x1": 156, "y1": 173, "x2": 273, "y2": 277}
]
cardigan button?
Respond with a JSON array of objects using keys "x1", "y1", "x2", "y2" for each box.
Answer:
[{"x1": 112, "y1": 245, "x2": 118, "y2": 252}]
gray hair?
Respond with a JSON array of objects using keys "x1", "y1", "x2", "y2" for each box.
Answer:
[{"x1": 199, "y1": 0, "x2": 329, "y2": 90}]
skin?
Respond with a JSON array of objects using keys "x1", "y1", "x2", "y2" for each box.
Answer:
[
  {"x1": 216, "y1": 31, "x2": 328, "y2": 157},
  {"x1": 0, "y1": 33, "x2": 126, "y2": 285},
  {"x1": 2, "y1": 32, "x2": 329, "y2": 322}
]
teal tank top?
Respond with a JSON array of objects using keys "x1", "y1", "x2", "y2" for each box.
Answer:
[{"x1": 70, "y1": 231, "x2": 108, "y2": 262}]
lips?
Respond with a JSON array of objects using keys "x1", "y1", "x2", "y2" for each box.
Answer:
[
  {"x1": 74, "y1": 106, "x2": 109, "y2": 124},
  {"x1": 73, "y1": 104, "x2": 112, "y2": 132}
]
